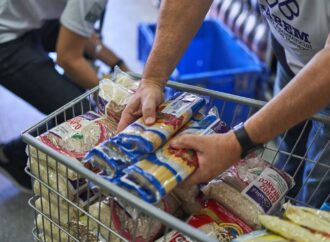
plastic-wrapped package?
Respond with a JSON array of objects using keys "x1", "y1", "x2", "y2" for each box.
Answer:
[
  {"x1": 84, "y1": 94, "x2": 206, "y2": 180},
  {"x1": 156, "y1": 199, "x2": 252, "y2": 242},
  {"x1": 28, "y1": 111, "x2": 116, "y2": 179},
  {"x1": 219, "y1": 154, "x2": 269, "y2": 192},
  {"x1": 202, "y1": 180, "x2": 262, "y2": 229},
  {"x1": 35, "y1": 197, "x2": 78, "y2": 226},
  {"x1": 118, "y1": 114, "x2": 218, "y2": 203},
  {"x1": 284, "y1": 203, "x2": 330, "y2": 236},
  {"x1": 88, "y1": 194, "x2": 181, "y2": 242},
  {"x1": 233, "y1": 230, "x2": 289, "y2": 242},
  {"x1": 296, "y1": 205, "x2": 330, "y2": 223},
  {"x1": 98, "y1": 67, "x2": 139, "y2": 122},
  {"x1": 30, "y1": 159, "x2": 87, "y2": 200},
  {"x1": 259, "y1": 215, "x2": 330, "y2": 242}
]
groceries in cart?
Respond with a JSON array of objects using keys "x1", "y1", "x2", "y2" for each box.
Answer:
[
  {"x1": 156, "y1": 199, "x2": 253, "y2": 242},
  {"x1": 98, "y1": 67, "x2": 139, "y2": 122},
  {"x1": 83, "y1": 92, "x2": 207, "y2": 180}
]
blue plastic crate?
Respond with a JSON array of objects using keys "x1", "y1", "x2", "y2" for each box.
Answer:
[{"x1": 138, "y1": 20, "x2": 268, "y2": 124}]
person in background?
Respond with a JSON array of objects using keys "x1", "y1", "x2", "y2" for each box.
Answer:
[
  {"x1": 0, "y1": 0, "x2": 128, "y2": 192},
  {"x1": 118, "y1": 0, "x2": 330, "y2": 207}
]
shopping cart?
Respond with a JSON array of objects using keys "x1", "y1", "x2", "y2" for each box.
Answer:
[{"x1": 22, "y1": 81, "x2": 330, "y2": 242}]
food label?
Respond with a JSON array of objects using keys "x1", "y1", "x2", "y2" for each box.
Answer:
[
  {"x1": 242, "y1": 167, "x2": 289, "y2": 213},
  {"x1": 50, "y1": 111, "x2": 100, "y2": 140},
  {"x1": 162, "y1": 93, "x2": 203, "y2": 118}
]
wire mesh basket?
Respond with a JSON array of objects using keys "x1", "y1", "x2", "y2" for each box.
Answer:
[{"x1": 22, "y1": 81, "x2": 330, "y2": 242}]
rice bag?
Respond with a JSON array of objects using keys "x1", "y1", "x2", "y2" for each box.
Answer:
[
  {"x1": 259, "y1": 215, "x2": 330, "y2": 242},
  {"x1": 29, "y1": 111, "x2": 116, "y2": 179},
  {"x1": 284, "y1": 203, "x2": 330, "y2": 237},
  {"x1": 202, "y1": 180, "x2": 263, "y2": 229},
  {"x1": 233, "y1": 230, "x2": 289, "y2": 242},
  {"x1": 156, "y1": 199, "x2": 252, "y2": 242},
  {"x1": 242, "y1": 166, "x2": 294, "y2": 214},
  {"x1": 219, "y1": 154, "x2": 270, "y2": 192},
  {"x1": 119, "y1": 113, "x2": 218, "y2": 203}
]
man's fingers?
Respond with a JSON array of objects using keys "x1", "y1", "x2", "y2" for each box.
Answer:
[
  {"x1": 142, "y1": 96, "x2": 157, "y2": 125},
  {"x1": 170, "y1": 135, "x2": 203, "y2": 151},
  {"x1": 117, "y1": 100, "x2": 140, "y2": 132}
]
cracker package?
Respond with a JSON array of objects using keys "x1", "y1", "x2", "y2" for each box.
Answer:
[
  {"x1": 233, "y1": 230, "x2": 288, "y2": 242},
  {"x1": 83, "y1": 93, "x2": 206, "y2": 180},
  {"x1": 118, "y1": 113, "x2": 218, "y2": 203},
  {"x1": 284, "y1": 203, "x2": 330, "y2": 237},
  {"x1": 259, "y1": 215, "x2": 330, "y2": 242},
  {"x1": 156, "y1": 199, "x2": 252, "y2": 242}
]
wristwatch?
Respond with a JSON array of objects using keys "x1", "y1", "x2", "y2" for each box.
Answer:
[{"x1": 233, "y1": 122, "x2": 262, "y2": 159}]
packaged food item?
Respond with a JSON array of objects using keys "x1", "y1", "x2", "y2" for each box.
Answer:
[
  {"x1": 219, "y1": 154, "x2": 270, "y2": 192},
  {"x1": 233, "y1": 230, "x2": 289, "y2": 242},
  {"x1": 69, "y1": 217, "x2": 116, "y2": 242},
  {"x1": 284, "y1": 203, "x2": 330, "y2": 237},
  {"x1": 113, "y1": 66, "x2": 140, "y2": 91},
  {"x1": 36, "y1": 214, "x2": 71, "y2": 242},
  {"x1": 28, "y1": 111, "x2": 116, "y2": 179},
  {"x1": 30, "y1": 159, "x2": 87, "y2": 200},
  {"x1": 119, "y1": 113, "x2": 218, "y2": 203},
  {"x1": 112, "y1": 92, "x2": 206, "y2": 155},
  {"x1": 156, "y1": 199, "x2": 252, "y2": 242},
  {"x1": 114, "y1": 194, "x2": 181, "y2": 242},
  {"x1": 172, "y1": 185, "x2": 202, "y2": 214},
  {"x1": 259, "y1": 215, "x2": 330, "y2": 242},
  {"x1": 202, "y1": 180, "x2": 262, "y2": 229},
  {"x1": 296, "y1": 205, "x2": 330, "y2": 223},
  {"x1": 242, "y1": 166, "x2": 295, "y2": 214},
  {"x1": 35, "y1": 197, "x2": 78, "y2": 226}
]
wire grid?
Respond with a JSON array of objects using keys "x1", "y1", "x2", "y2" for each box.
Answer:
[{"x1": 22, "y1": 82, "x2": 330, "y2": 242}]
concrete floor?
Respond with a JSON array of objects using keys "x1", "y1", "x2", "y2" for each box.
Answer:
[{"x1": 0, "y1": 1, "x2": 158, "y2": 241}]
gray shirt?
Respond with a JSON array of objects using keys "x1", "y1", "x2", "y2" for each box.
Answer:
[{"x1": 0, "y1": 0, "x2": 107, "y2": 44}]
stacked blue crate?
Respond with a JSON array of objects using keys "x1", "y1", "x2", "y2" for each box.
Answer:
[{"x1": 138, "y1": 19, "x2": 268, "y2": 124}]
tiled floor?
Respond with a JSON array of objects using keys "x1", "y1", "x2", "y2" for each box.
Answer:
[{"x1": 0, "y1": 1, "x2": 158, "y2": 241}]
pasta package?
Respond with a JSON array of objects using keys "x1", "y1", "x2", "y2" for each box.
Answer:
[
  {"x1": 259, "y1": 215, "x2": 330, "y2": 242},
  {"x1": 202, "y1": 180, "x2": 263, "y2": 229},
  {"x1": 29, "y1": 111, "x2": 116, "y2": 179},
  {"x1": 233, "y1": 230, "x2": 289, "y2": 242},
  {"x1": 112, "y1": 92, "x2": 206, "y2": 154},
  {"x1": 119, "y1": 114, "x2": 218, "y2": 203},
  {"x1": 83, "y1": 94, "x2": 207, "y2": 180},
  {"x1": 156, "y1": 199, "x2": 252, "y2": 242},
  {"x1": 284, "y1": 203, "x2": 330, "y2": 237}
]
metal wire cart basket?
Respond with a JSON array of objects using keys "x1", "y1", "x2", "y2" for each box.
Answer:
[{"x1": 22, "y1": 81, "x2": 330, "y2": 242}]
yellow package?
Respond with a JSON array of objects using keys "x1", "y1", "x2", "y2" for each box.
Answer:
[{"x1": 259, "y1": 215, "x2": 330, "y2": 242}]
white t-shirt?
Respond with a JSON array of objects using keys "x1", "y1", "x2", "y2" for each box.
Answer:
[
  {"x1": 258, "y1": 0, "x2": 330, "y2": 74},
  {"x1": 0, "y1": 0, "x2": 107, "y2": 44}
]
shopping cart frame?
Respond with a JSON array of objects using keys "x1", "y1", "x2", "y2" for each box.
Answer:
[{"x1": 22, "y1": 81, "x2": 330, "y2": 242}]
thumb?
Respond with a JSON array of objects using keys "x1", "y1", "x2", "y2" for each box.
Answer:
[
  {"x1": 142, "y1": 97, "x2": 157, "y2": 125},
  {"x1": 170, "y1": 134, "x2": 203, "y2": 151}
]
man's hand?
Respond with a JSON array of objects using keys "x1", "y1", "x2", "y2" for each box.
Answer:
[
  {"x1": 117, "y1": 80, "x2": 164, "y2": 132},
  {"x1": 170, "y1": 131, "x2": 242, "y2": 187}
]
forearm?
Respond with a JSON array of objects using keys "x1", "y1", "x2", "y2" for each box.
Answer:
[
  {"x1": 59, "y1": 57, "x2": 99, "y2": 89},
  {"x1": 245, "y1": 48, "x2": 330, "y2": 144},
  {"x1": 142, "y1": 0, "x2": 212, "y2": 86}
]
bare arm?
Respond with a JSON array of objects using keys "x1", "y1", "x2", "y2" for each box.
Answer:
[
  {"x1": 245, "y1": 33, "x2": 330, "y2": 145},
  {"x1": 142, "y1": 0, "x2": 213, "y2": 86}
]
